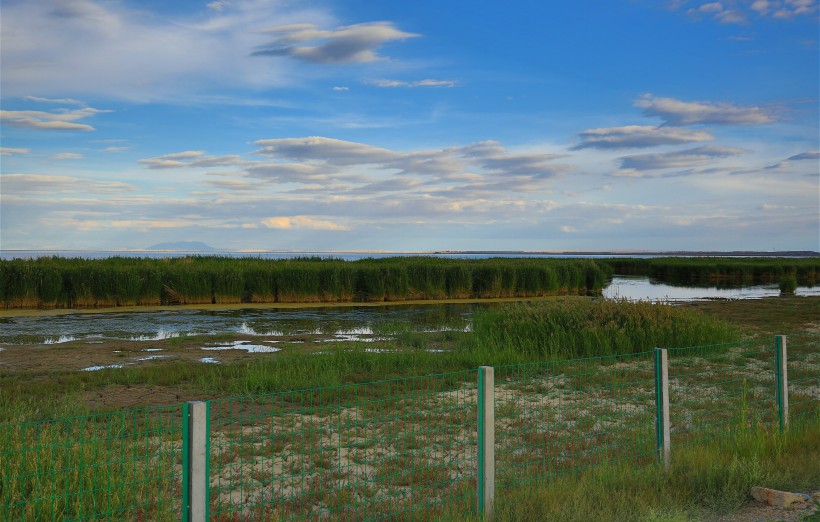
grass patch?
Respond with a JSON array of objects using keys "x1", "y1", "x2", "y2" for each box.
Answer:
[
  {"x1": 451, "y1": 420, "x2": 820, "y2": 522},
  {"x1": 468, "y1": 298, "x2": 740, "y2": 358}
]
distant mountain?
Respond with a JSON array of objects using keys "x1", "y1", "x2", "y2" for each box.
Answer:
[{"x1": 145, "y1": 241, "x2": 217, "y2": 251}]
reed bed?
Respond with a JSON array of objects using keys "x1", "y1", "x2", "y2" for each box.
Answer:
[
  {"x1": 0, "y1": 256, "x2": 609, "y2": 309},
  {"x1": 469, "y1": 298, "x2": 740, "y2": 359},
  {"x1": 603, "y1": 257, "x2": 819, "y2": 286}
]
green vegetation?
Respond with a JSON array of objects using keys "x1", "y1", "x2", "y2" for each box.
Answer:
[
  {"x1": 0, "y1": 256, "x2": 609, "y2": 309},
  {"x1": 779, "y1": 274, "x2": 798, "y2": 294},
  {"x1": 1, "y1": 295, "x2": 817, "y2": 521},
  {"x1": 603, "y1": 257, "x2": 819, "y2": 286},
  {"x1": 453, "y1": 422, "x2": 819, "y2": 522},
  {"x1": 0, "y1": 298, "x2": 741, "y2": 421},
  {"x1": 469, "y1": 298, "x2": 740, "y2": 358}
]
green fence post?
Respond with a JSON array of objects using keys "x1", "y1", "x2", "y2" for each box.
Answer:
[
  {"x1": 654, "y1": 348, "x2": 670, "y2": 471},
  {"x1": 182, "y1": 403, "x2": 190, "y2": 522},
  {"x1": 184, "y1": 401, "x2": 210, "y2": 522},
  {"x1": 775, "y1": 335, "x2": 789, "y2": 431},
  {"x1": 477, "y1": 366, "x2": 495, "y2": 519}
]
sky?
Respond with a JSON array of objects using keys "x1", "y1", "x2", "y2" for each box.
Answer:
[{"x1": 1, "y1": 0, "x2": 818, "y2": 252}]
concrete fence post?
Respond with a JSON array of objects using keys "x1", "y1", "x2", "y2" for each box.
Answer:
[
  {"x1": 775, "y1": 335, "x2": 789, "y2": 431},
  {"x1": 477, "y1": 366, "x2": 495, "y2": 519},
  {"x1": 183, "y1": 400, "x2": 210, "y2": 522},
  {"x1": 654, "y1": 348, "x2": 671, "y2": 471}
]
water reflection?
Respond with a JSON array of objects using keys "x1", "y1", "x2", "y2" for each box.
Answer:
[{"x1": 603, "y1": 276, "x2": 820, "y2": 301}]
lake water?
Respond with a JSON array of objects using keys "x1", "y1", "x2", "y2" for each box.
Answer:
[
  {"x1": 0, "y1": 276, "x2": 816, "y2": 346},
  {"x1": 603, "y1": 276, "x2": 820, "y2": 301}
]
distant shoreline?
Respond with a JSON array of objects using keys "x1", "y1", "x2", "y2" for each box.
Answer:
[{"x1": 1, "y1": 249, "x2": 818, "y2": 257}]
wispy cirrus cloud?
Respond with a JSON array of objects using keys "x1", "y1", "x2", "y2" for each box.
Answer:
[
  {"x1": 0, "y1": 0, "x2": 372, "y2": 100},
  {"x1": 0, "y1": 147, "x2": 30, "y2": 155},
  {"x1": 0, "y1": 107, "x2": 110, "y2": 131},
  {"x1": 23, "y1": 96, "x2": 85, "y2": 105},
  {"x1": 53, "y1": 152, "x2": 84, "y2": 160},
  {"x1": 677, "y1": 0, "x2": 818, "y2": 23},
  {"x1": 635, "y1": 94, "x2": 776, "y2": 126},
  {"x1": 572, "y1": 125, "x2": 714, "y2": 149},
  {"x1": 618, "y1": 145, "x2": 745, "y2": 171},
  {"x1": 1, "y1": 173, "x2": 134, "y2": 194},
  {"x1": 252, "y1": 22, "x2": 419, "y2": 63},
  {"x1": 138, "y1": 151, "x2": 249, "y2": 169},
  {"x1": 368, "y1": 79, "x2": 457, "y2": 88}
]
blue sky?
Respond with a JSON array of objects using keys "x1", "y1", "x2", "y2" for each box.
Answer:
[{"x1": 1, "y1": 0, "x2": 818, "y2": 252}]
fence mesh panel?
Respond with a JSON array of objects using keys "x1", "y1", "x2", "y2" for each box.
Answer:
[
  {"x1": 1, "y1": 405, "x2": 183, "y2": 521},
  {"x1": 787, "y1": 333, "x2": 820, "y2": 423},
  {"x1": 1, "y1": 333, "x2": 816, "y2": 520},
  {"x1": 666, "y1": 340, "x2": 778, "y2": 447},
  {"x1": 493, "y1": 351, "x2": 657, "y2": 490},
  {"x1": 208, "y1": 371, "x2": 477, "y2": 521}
]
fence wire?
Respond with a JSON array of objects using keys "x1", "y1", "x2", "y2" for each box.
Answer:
[
  {"x1": 787, "y1": 333, "x2": 820, "y2": 423},
  {"x1": 493, "y1": 351, "x2": 658, "y2": 490},
  {"x1": 1, "y1": 405, "x2": 183, "y2": 521},
  {"x1": 667, "y1": 340, "x2": 778, "y2": 447},
  {"x1": 207, "y1": 371, "x2": 477, "y2": 521},
  {"x1": 1, "y1": 333, "x2": 816, "y2": 520}
]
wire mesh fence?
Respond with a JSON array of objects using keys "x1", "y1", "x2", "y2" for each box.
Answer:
[
  {"x1": 493, "y1": 352, "x2": 658, "y2": 490},
  {"x1": 787, "y1": 333, "x2": 820, "y2": 423},
  {"x1": 1, "y1": 333, "x2": 817, "y2": 520},
  {"x1": 207, "y1": 371, "x2": 477, "y2": 521},
  {"x1": 1, "y1": 405, "x2": 184, "y2": 521},
  {"x1": 666, "y1": 339, "x2": 779, "y2": 448}
]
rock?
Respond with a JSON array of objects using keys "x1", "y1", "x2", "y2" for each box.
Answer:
[{"x1": 750, "y1": 486, "x2": 809, "y2": 509}]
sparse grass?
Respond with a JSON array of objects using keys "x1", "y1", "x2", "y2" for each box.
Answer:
[{"x1": 450, "y1": 421, "x2": 820, "y2": 522}]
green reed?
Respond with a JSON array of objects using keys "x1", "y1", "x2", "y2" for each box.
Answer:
[
  {"x1": 0, "y1": 256, "x2": 610, "y2": 309},
  {"x1": 468, "y1": 298, "x2": 741, "y2": 359},
  {"x1": 604, "y1": 257, "x2": 819, "y2": 286}
]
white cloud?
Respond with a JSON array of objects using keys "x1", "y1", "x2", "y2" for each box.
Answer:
[
  {"x1": 368, "y1": 79, "x2": 457, "y2": 88},
  {"x1": 573, "y1": 125, "x2": 714, "y2": 149},
  {"x1": 1, "y1": 173, "x2": 134, "y2": 194},
  {"x1": 254, "y1": 136, "x2": 399, "y2": 165},
  {"x1": 53, "y1": 152, "x2": 84, "y2": 160},
  {"x1": 0, "y1": 107, "x2": 110, "y2": 131},
  {"x1": 635, "y1": 94, "x2": 776, "y2": 126},
  {"x1": 23, "y1": 96, "x2": 84, "y2": 105},
  {"x1": 0, "y1": 147, "x2": 30, "y2": 155},
  {"x1": 208, "y1": 0, "x2": 231, "y2": 11},
  {"x1": 103, "y1": 146, "x2": 130, "y2": 153},
  {"x1": 252, "y1": 22, "x2": 419, "y2": 63},
  {"x1": 0, "y1": 0, "x2": 344, "y2": 100},
  {"x1": 332, "y1": 86, "x2": 350, "y2": 91},
  {"x1": 138, "y1": 150, "x2": 248, "y2": 169},
  {"x1": 160, "y1": 151, "x2": 205, "y2": 160},
  {"x1": 261, "y1": 215, "x2": 349, "y2": 230},
  {"x1": 680, "y1": 0, "x2": 818, "y2": 21},
  {"x1": 618, "y1": 145, "x2": 745, "y2": 170}
]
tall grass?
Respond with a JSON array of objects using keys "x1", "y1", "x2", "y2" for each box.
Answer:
[
  {"x1": 0, "y1": 256, "x2": 610, "y2": 309},
  {"x1": 604, "y1": 257, "x2": 819, "y2": 286},
  {"x1": 468, "y1": 298, "x2": 741, "y2": 358}
]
